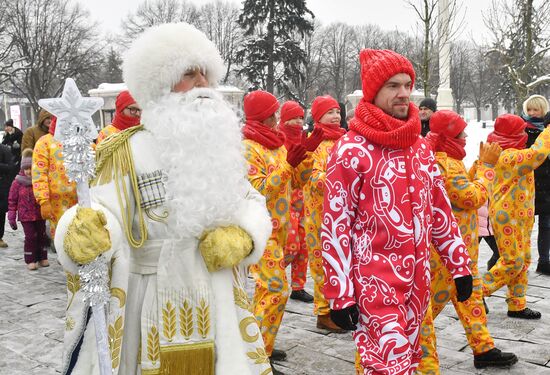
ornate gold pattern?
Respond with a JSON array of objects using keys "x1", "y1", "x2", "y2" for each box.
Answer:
[
  {"x1": 65, "y1": 271, "x2": 80, "y2": 310},
  {"x1": 261, "y1": 368, "x2": 274, "y2": 375},
  {"x1": 233, "y1": 286, "x2": 251, "y2": 311},
  {"x1": 196, "y1": 299, "x2": 210, "y2": 339},
  {"x1": 162, "y1": 301, "x2": 176, "y2": 342},
  {"x1": 65, "y1": 316, "x2": 75, "y2": 331},
  {"x1": 145, "y1": 207, "x2": 169, "y2": 223},
  {"x1": 239, "y1": 316, "x2": 260, "y2": 343},
  {"x1": 179, "y1": 300, "x2": 193, "y2": 340},
  {"x1": 147, "y1": 325, "x2": 160, "y2": 365},
  {"x1": 159, "y1": 341, "x2": 214, "y2": 375},
  {"x1": 108, "y1": 316, "x2": 124, "y2": 369},
  {"x1": 110, "y1": 287, "x2": 126, "y2": 308},
  {"x1": 247, "y1": 347, "x2": 270, "y2": 365}
]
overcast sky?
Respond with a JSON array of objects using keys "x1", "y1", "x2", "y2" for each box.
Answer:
[{"x1": 80, "y1": 0, "x2": 494, "y2": 43}]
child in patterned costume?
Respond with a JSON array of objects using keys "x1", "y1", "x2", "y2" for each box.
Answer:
[
  {"x1": 417, "y1": 110, "x2": 517, "y2": 372},
  {"x1": 322, "y1": 49, "x2": 472, "y2": 375},
  {"x1": 242, "y1": 90, "x2": 322, "y2": 374},
  {"x1": 303, "y1": 95, "x2": 346, "y2": 333},
  {"x1": 482, "y1": 114, "x2": 550, "y2": 319},
  {"x1": 96, "y1": 90, "x2": 141, "y2": 144},
  {"x1": 32, "y1": 117, "x2": 77, "y2": 237}
]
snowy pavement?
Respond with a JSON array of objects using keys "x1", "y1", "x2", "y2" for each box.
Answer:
[{"x1": 1, "y1": 221, "x2": 550, "y2": 374}]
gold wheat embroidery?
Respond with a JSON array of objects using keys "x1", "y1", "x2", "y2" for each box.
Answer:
[
  {"x1": 197, "y1": 299, "x2": 210, "y2": 339},
  {"x1": 147, "y1": 325, "x2": 160, "y2": 365},
  {"x1": 65, "y1": 316, "x2": 75, "y2": 331},
  {"x1": 66, "y1": 272, "x2": 80, "y2": 310},
  {"x1": 109, "y1": 316, "x2": 124, "y2": 369},
  {"x1": 179, "y1": 300, "x2": 193, "y2": 339},
  {"x1": 246, "y1": 347, "x2": 270, "y2": 364},
  {"x1": 163, "y1": 301, "x2": 176, "y2": 342},
  {"x1": 233, "y1": 286, "x2": 251, "y2": 311}
]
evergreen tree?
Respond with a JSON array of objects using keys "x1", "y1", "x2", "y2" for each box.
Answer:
[
  {"x1": 237, "y1": 0, "x2": 314, "y2": 95},
  {"x1": 102, "y1": 48, "x2": 123, "y2": 83}
]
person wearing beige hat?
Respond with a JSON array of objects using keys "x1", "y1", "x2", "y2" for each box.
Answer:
[{"x1": 321, "y1": 49, "x2": 472, "y2": 374}]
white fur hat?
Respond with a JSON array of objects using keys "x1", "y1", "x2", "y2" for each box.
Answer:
[{"x1": 122, "y1": 23, "x2": 225, "y2": 107}]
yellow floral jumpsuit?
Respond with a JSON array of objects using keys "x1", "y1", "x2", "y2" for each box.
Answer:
[
  {"x1": 243, "y1": 139, "x2": 309, "y2": 356},
  {"x1": 96, "y1": 124, "x2": 119, "y2": 144},
  {"x1": 483, "y1": 126, "x2": 550, "y2": 311},
  {"x1": 32, "y1": 134, "x2": 77, "y2": 237},
  {"x1": 303, "y1": 140, "x2": 336, "y2": 316},
  {"x1": 417, "y1": 153, "x2": 495, "y2": 374}
]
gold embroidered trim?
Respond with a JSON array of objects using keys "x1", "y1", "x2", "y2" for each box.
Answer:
[
  {"x1": 147, "y1": 325, "x2": 160, "y2": 365},
  {"x1": 196, "y1": 299, "x2": 210, "y2": 339},
  {"x1": 92, "y1": 125, "x2": 148, "y2": 248},
  {"x1": 239, "y1": 316, "x2": 260, "y2": 343},
  {"x1": 233, "y1": 286, "x2": 251, "y2": 311},
  {"x1": 110, "y1": 287, "x2": 126, "y2": 308},
  {"x1": 66, "y1": 271, "x2": 80, "y2": 310},
  {"x1": 108, "y1": 316, "x2": 123, "y2": 369},
  {"x1": 246, "y1": 347, "x2": 270, "y2": 365},
  {"x1": 163, "y1": 301, "x2": 177, "y2": 342},
  {"x1": 145, "y1": 207, "x2": 169, "y2": 223},
  {"x1": 179, "y1": 300, "x2": 193, "y2": 340}
]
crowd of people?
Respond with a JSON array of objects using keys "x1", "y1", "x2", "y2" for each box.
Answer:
[{"x1": 3, "y1": 21, "x2": 550, "y2": 375}]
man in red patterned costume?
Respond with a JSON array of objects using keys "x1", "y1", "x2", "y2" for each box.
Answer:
[{"x1": 321, "y1": 49, "x2": 473, "y2": 375}]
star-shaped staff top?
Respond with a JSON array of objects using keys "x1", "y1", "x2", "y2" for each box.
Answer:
[{"x1": 38, "y1": 78, "x2": 104, "y2": 142}]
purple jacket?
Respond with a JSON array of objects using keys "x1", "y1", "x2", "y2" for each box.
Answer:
[{"x1": 8, "y1": 173, "x2": 41, "y2": 222}]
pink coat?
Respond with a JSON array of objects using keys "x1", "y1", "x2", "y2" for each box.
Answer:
[
  {"x1": 322, "y1": 131, "x2": 471, "y2": 374},
  {"x1": 477, "y1": 200, "x2": 494, "y2": 237},
  {"x1": 8, "y1": 174, "x2": 41, "y2": 223}
]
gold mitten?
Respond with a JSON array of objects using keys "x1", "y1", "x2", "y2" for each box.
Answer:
[
  {"x1": 199, "y1": 225, "x2": 253, "y2": 272},
  {"x1": 64, "y1": 207, "x2": 112, "y2": 264}
]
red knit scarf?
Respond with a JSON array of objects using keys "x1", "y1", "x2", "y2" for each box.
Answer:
[
  {"x1": 112, "y1": 112, "x2": 141, "y2": 131},
  {"x1": 242, "y1": 120, "x2": 285, "y2": 149},
  {"x1": 487, "y1": 131, "x2": 527, "y2": 150},
  {"x1": 280, "y1": 123, "x2": 303, "y2": 148},
  {"x1": 315, "y1": 122, "x2": 346, "y2": 141},
  {"x1": 349, "y1": 100, "x2": 420, "y2": 149},
  {"x1": 425, "y1": 132, "x2": 467, "y2": 160}
]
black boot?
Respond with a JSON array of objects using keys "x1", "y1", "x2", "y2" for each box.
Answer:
[
  {"x1": 290, "y1": 289, "x2": 314, "y2": 303},
  {"x1": 536, "y1": 262, "x2": 550, "y2": 275},
  {"x1": 507, "y1": 307, "x2": 541, "y2": 320},
  {"x1": 473, "y1": 348, "x2": 518, "y2": 369},
  {"x1": 270, "y1": 349, "x2": 287, "y2": 361},
  {"x1": 269, "y1": 358, "x2": 286, "y2": 375},
  {"x1": 483, "y1": 298, "x2": 489, "y2": 314}
]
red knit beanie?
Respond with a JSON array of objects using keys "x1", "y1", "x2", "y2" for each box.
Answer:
[
  {"x1": 311, "y1": 95, "x2": 339, "y2": 123},
  {"x1": 359, "y1": 49, "x2": 416, "y2": 103},
  {"x1": 116, "y1": 90, "x2": 136, "y2": 112},
  {"x1": 244, "y1": 90, "x2": 280, "y2": 121},
  {"x1": 494, "y1": 114, "x2": 526, "y2": 135},
  {"x1": 280, "y1": 101, "x2": 304, "y2": 123},
  {"x1": 429, "y1": 110, "x2": 467, "y2": 138}
]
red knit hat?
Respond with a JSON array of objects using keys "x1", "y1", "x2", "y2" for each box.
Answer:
[
  {"x1": 311, "y1": 95, "x2": 339, "y2": 123},
  {"x1": 359, "y1": 49, "x2": 416, "y2": 103},
  {"x1": 280, "y1": 101, "x2": 304, "y2": 123},
  {"x1": 494, "y1": 114, "x2": 526, "y2": 135},
  {"x1": 244, "y1": 90, "x2": 280, "y2": 121},
  {"x1": 429, "y1": 110, "x2": 467, "y2": 138},
  {"x1": 115, "y1": 90, "x2": 136, "y2": 112}
]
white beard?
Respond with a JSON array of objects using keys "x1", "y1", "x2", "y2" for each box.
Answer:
[{"x1": 141, "y1": 88, "x2": 249, "y2": 237}]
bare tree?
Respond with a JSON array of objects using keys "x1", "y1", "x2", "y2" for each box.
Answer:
[
  {"x1": 449, "y1": 41, "x2": 472, "y2": 114},
  {"x1": 4, "y1": 0, "x2": 104, "y2": 112},
  {"x1": 198, "y1": 1, "x2": 243, "y2": 84},
  {"x1": 121, "y1": 0, "x2": 199, "y2": 43},
  {"x1": 406, "y1": 0, "x2": 464, "y2": 96},
  {"x1": 484, "y1": 0, "x2": 550, "y2": 113}
]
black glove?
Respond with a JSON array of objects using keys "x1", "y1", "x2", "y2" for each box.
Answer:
[
  {"x1": 330, "y1": 304, "x2": 360, "y2": 330},
  {"x1": 455, "y1": 275, "x2": 473, "y2": 302}
]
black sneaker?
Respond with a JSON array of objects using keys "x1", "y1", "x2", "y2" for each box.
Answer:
[
  {"x1": 474, "y1": 348, "x2": 518, "y2": 369},
  {"x1": 270, "y1": 349, "x2": 287, "y2": 361},
  {"x1": 290, "y1": 289, "x2": 314, "y2": 303},
  {"x1": 536, "y1": 262, "x2": 550, "y2": 275},
  {"x1": 507, "y1": 308, "x2": 541, "y2": 320}
]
